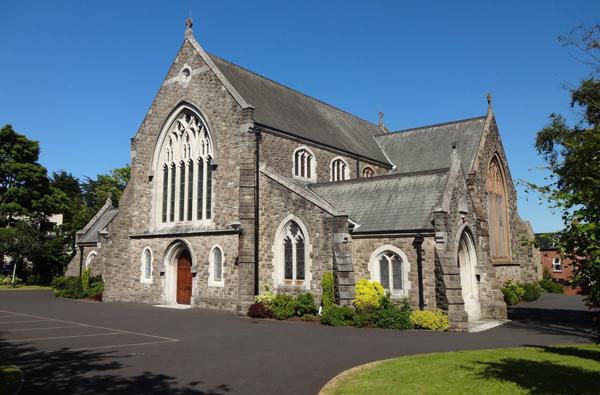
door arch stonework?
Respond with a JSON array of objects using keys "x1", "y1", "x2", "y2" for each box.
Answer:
[
  {"x1": 457, "y1": 230, "x2": 481, "y2": 321},
  {"x1": 162, "y1": 240, "x2": 195, "y2": 305}
]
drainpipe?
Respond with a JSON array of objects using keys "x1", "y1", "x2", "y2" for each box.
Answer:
[
  {"x1": 253, "y1": 128, "x2": 261, "y2": 296},
  {"x1": 78, "y1": 245, "x2": 84, "y2": 277},
  {"x1": 413, "y1": 234, "x2": 425, "y2": 310}
]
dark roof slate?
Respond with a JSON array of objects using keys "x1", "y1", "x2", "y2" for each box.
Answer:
[
  {"x1": 534, "y1": 232, "x2": 561, "y2": 251},
  {"x1": 309, "y1": 170, "x2": 449, "y2": 233},
  {"x1": 376, "y1": 116, "x2": 486, "y2": 173},
  {"x1": 209, "y1": 54, "x2": 391, "y2": 165}
]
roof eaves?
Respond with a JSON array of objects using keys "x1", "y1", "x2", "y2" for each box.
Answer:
[{"x1": 256, "y1": 123, "x2": 393, "y2": 167}]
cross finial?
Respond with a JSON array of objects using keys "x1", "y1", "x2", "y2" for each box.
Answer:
[
  {"x1": 185, "y1": 17, "x2": 193, "y2": 29},
  {"x1": 486, "y1": 92, "x2": 493, "y2": 115}
]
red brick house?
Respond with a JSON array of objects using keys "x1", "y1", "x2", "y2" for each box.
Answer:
[{"x1": 535, "y1": 233, "x2": 581, "y2": 295}]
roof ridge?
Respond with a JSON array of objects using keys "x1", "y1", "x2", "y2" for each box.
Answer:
[
  {"x1": 208, "y1": 53, "x2": 386, "y2": 135},
  {"x1": 381, "y1": 115, "x2": 487, "y2": 137},
  {"x1": 309, "y1": 167, "x2": 450, "y2": 188}
]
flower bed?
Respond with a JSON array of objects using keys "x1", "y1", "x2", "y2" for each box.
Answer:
[{"x1": 248, "y1": 276, "x2": 449, "y2": 331}]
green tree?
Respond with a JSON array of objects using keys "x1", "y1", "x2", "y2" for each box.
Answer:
[
  {"x1": 81, "y1": 166, "x2": 130, "y2": 210},
  {"x1": 0, "y1": 125, "x2": 67, "y2": 283},
  {"x1": 530, "y1": 25, "x2": 600, "y2": 312}
]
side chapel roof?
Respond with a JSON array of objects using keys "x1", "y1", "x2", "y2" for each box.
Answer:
[
  {"x1": 76, "y1": 197, "x2": 118, "y2": 245},
  {"x1": 309, "y1": 169, "x2": 449, "y2": 233},
  {"x1": 375, "y1": 116, "x2": 487, "y2": 174}
]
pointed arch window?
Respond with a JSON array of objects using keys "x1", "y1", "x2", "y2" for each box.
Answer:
[
  {"x1": 487, "y1": 156, "x2": 511, "y2": 261},
  {"x1": 377, "y1": 252, "x2": 403, "y2": 291},
  {"x1": 209, "y1": 245, "x2": 224, "y2": 287},
  {"x1": 362, "y1": 166, "x2": 375, "y2": 178},
  {"x1": 282, "y1": 221, "x2": 306, "y2": 282},
  {"x1": 331, "y1": 158, "x2": 349, "y2": 181},
  {"x1": 140, "y1": 247, "x2": 153, "y2": 284},
  {"x1": 154, "y1": 108, "x2": 214, "y2": 227},
  {"x1": 293, "y1": 147, "x2": 316, "y2": 181},
  {"x1": 368, "y1": 245, "x2": 410, "y2": 298}
]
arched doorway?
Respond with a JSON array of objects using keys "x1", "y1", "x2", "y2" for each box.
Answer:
[
  {"x1": 458, "y1": 230, "x2": 480, "y2": 321},
  {"x1": 162, "y1": 240, "x2": 195, "y2": 305},
  {"x1": 176, "y1": 250, "x2": 193, "y2": 305}
]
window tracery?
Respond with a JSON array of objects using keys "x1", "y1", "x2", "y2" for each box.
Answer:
[
  {"x1": 155, "y1": 109, "x2": 214, "y2": 227},
  {"x1": 331, "y1": 158, "x2": 349, "y2": 181},
  {"x1": 293, "y1": 147, "x2": 316, "y2": 180},
  {"x1": 362, "y1": 166, "x2": 375, "y2": 178},
  {"x1": 486, "y1": 156, "x2": 510, "y2": 260}
]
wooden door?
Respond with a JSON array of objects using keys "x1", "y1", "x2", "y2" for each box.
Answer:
[{"x1": 176, "y1": 252, "x2": 192, "y2": 304}]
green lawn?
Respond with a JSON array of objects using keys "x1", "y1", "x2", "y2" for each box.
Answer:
[
  {"x1": 321, "y1": 344, "x2": 600, "y2": 395},
  {"x1": 0, "y1": 362, "x2": 22, "y2": 395},
  {"x1": 0, "y1": 285, "x2": 51, "y2": 291}
]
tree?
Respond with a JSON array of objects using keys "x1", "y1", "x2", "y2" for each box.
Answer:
[
  {"x1": 81, "y1": 166, "x2": 130, "y2": 210},
  {"x1": 530, "y1": 24, "x2": 600, "y2": 313},
  {"x1": 0, "y1": 125, "x2": 67, "y2": 283},
  {"x1": 50, "y1": 167, "x2": 130, "y2": 275}
]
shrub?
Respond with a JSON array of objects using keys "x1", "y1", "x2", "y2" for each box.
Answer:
[
  {"x1": 501, "y1": 280, "x2": 525, "y2": 306},
  {"x1": 410, "y1": 309, "x2": 450, "y2": 331},
  {"x1": 1, "y1": 275, "x2": 22, "y2": 287},
  {"x1": 81, "y1": 268, "x2": 91, "y2": 291},
  {"x1": 353, "y1": 279, "x2": 385, "y2": 312},
  {"x1": 271, "y1": 294, "x2": 298, "y2": 320},
  {"x1": 255, "y1": 286, "x2": 276, "y2": 309},
  {"x1": 51, "y1": 276, "x2": 85, "y2": 299},
  {"x1": 539, "y1": 276, "x2": 565, "y2": 294},
  {"x1": 87, "y1": 279, "x2": 104, "y2": 297},
  {"x1": 322, "y1": 272, "x2": 335, "y2": 308},
  {"x1": 522, "y1": 282, "x2": 542, "y2": 302},
  {"x1": 372, "y1": 295, "x2": 413, "y2": 330},
  {"x1": 502, "y1": 287, "x2": 521, "y2": 306},
  {"x1": 351, "y1": 310, "x2": 375, "y2": 328},
  {"x1": 395, "y1": 296, "x2": 412, "y2": 313},
  {"x1": 300, "y1": 313, "x2": 318, "y2": 321},
  {"x1": 247, "y1": 302, "x2": 273, "y2": 319},
  {"x1": 296, "y1": 293, "x2": 318, "y2": 316},
  {"x1": 321, "y1": 305, "x2": 356, "y2": 326},
  {"x1": 373, "y1": 307, "x2": 412, "y2": 330}
]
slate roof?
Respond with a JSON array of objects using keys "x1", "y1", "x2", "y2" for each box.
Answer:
[
  {"x1": 376, "y1": 116, "x2": 486, "y2": 173},
  {"x1": 76, "y1": 202, "x2": 118, "y2": 245},
  {"x1": 209, "y1": 54, "x2": 391, "y2": 165},
  {"x1": 309, "y1": 169, "x2": 449, "y2": 233},
  {"x1": 535, "y1": 233, "x2": 561, "y2": 250}
]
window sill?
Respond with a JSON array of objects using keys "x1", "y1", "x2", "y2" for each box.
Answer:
[
  {"x1": 292, "y1": 175, "x2": 316, "y2": 183},
  {"x1": 208, "y1": 281, "x2": 224, "y2": 288},
  {"x1": 140, "y1": 277, "x2": 153, "y2": 284}
]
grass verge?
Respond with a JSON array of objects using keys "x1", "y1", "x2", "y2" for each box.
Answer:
[
  {"x1": 321, "y1": 344, "x2": 600, "y2": 395},
  {"x1": 0, "y1": 361, "x2": 22, "y2": 395},
  {"x1": 0, "y1": 285, "x2": 51, "y2": 291}
]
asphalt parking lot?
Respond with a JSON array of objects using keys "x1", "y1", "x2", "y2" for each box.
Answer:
[{"x1": 0, "y1": 291, "x2": 594, "y2": 395}]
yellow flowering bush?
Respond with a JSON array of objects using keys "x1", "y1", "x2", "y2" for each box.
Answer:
[
  {"x1": 353, "y1": 279, "x2": 385, "y2": 311},
  {"x1": 410, "y1": 309, "x2": 450, "y2": 331}
]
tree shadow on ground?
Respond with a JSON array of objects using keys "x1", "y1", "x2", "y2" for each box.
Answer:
[
  {"x1": 0, "y1": 341, "x2": 231, "y2": 395},
  {"x1": 506, "y1": 306, "x2": 595, "y2": 339},
  {"x1": 532, "y1": 345, "x2": 600, "y2": 364},
  {"x1": 475, "y1": 356, "x2": 600, "y2": 395}
]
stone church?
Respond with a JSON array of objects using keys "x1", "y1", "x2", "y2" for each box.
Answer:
[{"x1": 68, "y1": 20, "x2": 540, "y2": 329}]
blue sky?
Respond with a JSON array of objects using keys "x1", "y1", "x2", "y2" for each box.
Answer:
[{"x1": 0, "y1": 1, "x2": 597, "y2": 232}]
